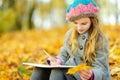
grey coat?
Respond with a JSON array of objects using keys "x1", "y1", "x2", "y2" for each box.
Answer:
[{"x1": 57, "y1": 29, "x2": 110, "y2": 80}]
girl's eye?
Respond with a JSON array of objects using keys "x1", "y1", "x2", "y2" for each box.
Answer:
[
  {"x1": 81, "y1": 22, "x2": 87, "y2": 25},
  {"x1": 74, "y1": 22, "x2": 78, "y2": 24}
]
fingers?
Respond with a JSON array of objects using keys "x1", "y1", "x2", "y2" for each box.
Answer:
[
  {"x1": 79, "y1": 72, "x2": 88, "y2": 80},
  {"x1": 48, "y1": 57, "x2": 60, "y2": 65},
  {"x1": 80, "y1": 76, "x2": 88, "y2": 80},
  {"x1": 79, "y1": 70, "x2": 92, "y2": 80},
  {"x1": 50, "y1": 62, "x2": 59, "y2": 65},
  {"x1": 82, "y1": 70, "x2": 92, "y2": 77},
  {"x1": 49, "y1": 57, "x2": 56, "y2": 62}
]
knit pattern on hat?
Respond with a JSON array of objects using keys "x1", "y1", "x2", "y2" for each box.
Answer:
[{"x1": 66, "y1": 0, "x2": 99, "y2": 21}]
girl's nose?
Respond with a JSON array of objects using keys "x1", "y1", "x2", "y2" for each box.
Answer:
[{"x1": 78, "y1": 25, "x2": 83, "y2": 29}]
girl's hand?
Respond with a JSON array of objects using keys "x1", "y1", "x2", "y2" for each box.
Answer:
[
  {"x1": 48, "y1": 57, "x2": 62, "y2": 65},
  {"x1": 79, "y1": 70, "x2": 92, "y2": 80}
]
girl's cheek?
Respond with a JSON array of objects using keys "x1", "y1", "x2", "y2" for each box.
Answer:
[{"x1": 77, "y1": 27, "x2": 80, "y2": 31}]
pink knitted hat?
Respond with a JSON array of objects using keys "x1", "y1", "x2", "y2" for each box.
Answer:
[{"x1": 66, "y1": 0, "x2": 99, "y2": 22}]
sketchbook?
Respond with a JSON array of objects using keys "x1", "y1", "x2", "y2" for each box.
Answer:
[{"x1": 23, "y1": 62, "x2": 75, "y2": 68}]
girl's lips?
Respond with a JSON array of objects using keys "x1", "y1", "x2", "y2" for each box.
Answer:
[{"x1": 79, "y1": 30, "x2": 84, "y2": 32}]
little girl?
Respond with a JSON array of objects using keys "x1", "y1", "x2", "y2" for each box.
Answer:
[{"x1": 30, "y1": 0, "x2": 110, "y2": 80}]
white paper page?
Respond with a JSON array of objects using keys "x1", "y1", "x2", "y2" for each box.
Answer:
[{"x1": 23, "y1": 62, "x2": 76, "y2": 68}]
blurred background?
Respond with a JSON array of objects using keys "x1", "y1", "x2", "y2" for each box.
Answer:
[{"x1": 0, "y1": 0, "x2": 120, "y2": 80}]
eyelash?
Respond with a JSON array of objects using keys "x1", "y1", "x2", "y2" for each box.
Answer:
[
  {"x1": 74, "y1": 22, "x2": 77, "y2": 24},
  {"x1": 82, "y1": 23, "x2": 87, "y2": 25},
  {"x1": 74, "y1": 23, "x2": 87, "y2": 25}
]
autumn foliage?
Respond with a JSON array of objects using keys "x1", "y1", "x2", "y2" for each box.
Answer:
[
  {"x1": 67, "y1": 63, "x2": 92, "y2": 75},
  {"x1": 0, "y1": 25, "x2": 120, "y2": 80}
]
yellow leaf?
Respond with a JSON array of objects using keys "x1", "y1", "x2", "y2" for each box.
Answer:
[{"x1": 67, "y1": 63, "x2": 92, "y2": 75}]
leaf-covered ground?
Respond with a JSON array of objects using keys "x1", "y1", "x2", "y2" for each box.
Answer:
[{"x1": 0, "y1": 25, "x2": 120, "y2": 80}]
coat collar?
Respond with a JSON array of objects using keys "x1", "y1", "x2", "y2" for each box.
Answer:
[{"x1": 78, "y1": 31, "x2": 89, "y2": 40}]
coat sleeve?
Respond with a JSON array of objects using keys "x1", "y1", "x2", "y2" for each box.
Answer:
[
  {"x1": 57, "y1": 29, "x2": 72, "y2": 65},
  {"x1": 92, "y1": 35, "x2": 110, "y2": 80}
]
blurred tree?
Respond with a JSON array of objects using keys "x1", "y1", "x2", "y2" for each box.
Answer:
[
  {"x1": 0, "y1": 8, "x2": 16, "y2": 32},
  {"x1": 0, "y1": 0, "x2": 35, "y2": 32},
  {"x1": 115, "y1": 0, "x2": 119, "y2": 24},
  {"x1": 37, "y1": 0, "x2": 52, "y2": 28},
  {"x1": 95, "y1": 0, "x2": 119, "y2": 24},
  {"x1": 0, "y1": 0, "x2": 17, "y2": 32},
  {"x1": 51, "y1": 0, "x2": 66, "y2": 8},
  {"x1": 14, "y1": 0, "x2": 35, "y2": 30},
  {"x1": 1, "y1": 0, "x2": 15, "y2": 9},
  {"x1": 34, "y1": 0, "x2": 67, "y2": 29},
  {"x1": 50, "y1": 0, "x2": 67, "y2": 26},
  {"x1": 38, "y1": 1, "x2": 51, "y2": 19},
  {"x1": 0, "y1": 0, "x2": 119, "y2": 33}
]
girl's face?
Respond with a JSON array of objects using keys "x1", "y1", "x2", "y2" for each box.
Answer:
[{"x1": 73, "y1": 17, "x2": 91, "y2": 34}]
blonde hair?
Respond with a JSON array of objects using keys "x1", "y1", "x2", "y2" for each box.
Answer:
[{"x1": 69, "y1": 17, "x2": 104, "y2": 64}]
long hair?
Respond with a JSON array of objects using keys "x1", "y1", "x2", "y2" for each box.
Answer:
[{"x1": 69, "y1": 17, "x2": 104, "y2": 64}]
